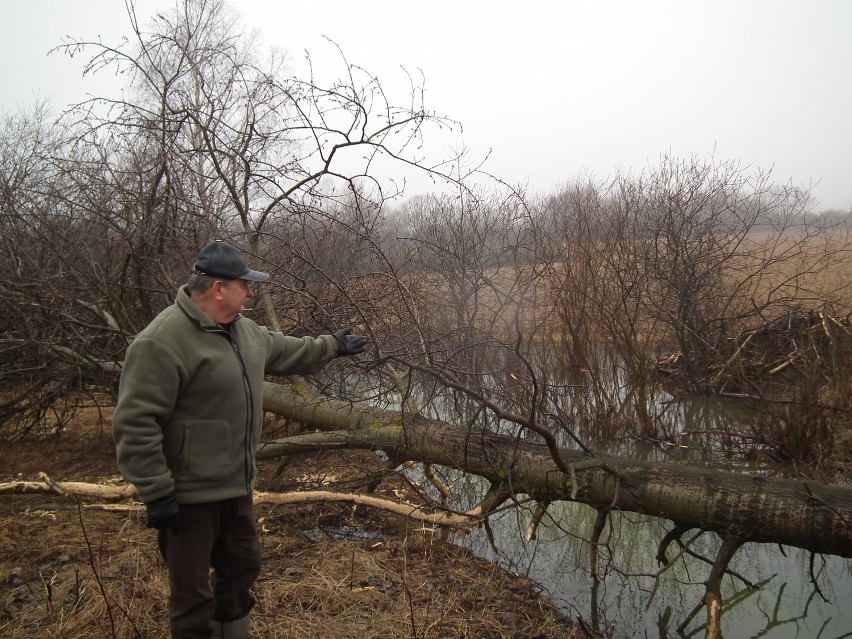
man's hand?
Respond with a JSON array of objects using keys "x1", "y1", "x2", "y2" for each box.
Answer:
[
  {"x1": 333, "y1": 327, "x2": 368, "y2": 356},
  {"x1": 145, "y1": 493, "x2": 179, "y2": 531}
]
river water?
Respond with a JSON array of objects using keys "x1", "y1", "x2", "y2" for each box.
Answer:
[
  {"x1": 349, "y1": 359, "x2": 852, "y2": 637},
  {"x1": 403, "y1": 393, "x2": 852, "y2": 638},
  {"x1": 452, "y1": 494, "x2": 852, "y2": 638}
]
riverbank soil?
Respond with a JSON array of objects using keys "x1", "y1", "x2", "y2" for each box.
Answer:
[{"x1": 0, "y1": 411, "x2": 587, "y2": 638}]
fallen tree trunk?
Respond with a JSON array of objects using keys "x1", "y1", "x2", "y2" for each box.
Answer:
[{"x1": 261, "y1": 382, "x2": 852, "y2": 559}]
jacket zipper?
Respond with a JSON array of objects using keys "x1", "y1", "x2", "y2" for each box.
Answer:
[
  {"x1": 204, "y1": 320, "x2": 254, "y2": 495},
  {"x1": 228, "y1": 335, "x2": 254, "y2": 494}
]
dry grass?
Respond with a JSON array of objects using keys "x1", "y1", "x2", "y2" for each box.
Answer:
[{"x1": 0, "y1": 415, "x2": 585, "y2": 639}]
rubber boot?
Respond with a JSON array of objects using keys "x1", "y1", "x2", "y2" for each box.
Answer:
[{"x1": 210, "y1": 613, "x2": 251, "y2": 639}]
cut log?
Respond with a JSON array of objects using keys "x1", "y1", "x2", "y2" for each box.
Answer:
[{"x1": 261, "y1": 382, "x2": 852, "y2": 559}]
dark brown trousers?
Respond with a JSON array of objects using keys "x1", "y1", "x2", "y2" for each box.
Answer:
[{"x1": 158, "y1": 495, "x2": 261, "y2": 639}]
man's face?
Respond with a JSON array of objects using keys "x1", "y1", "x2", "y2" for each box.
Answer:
[{"x1": 220, "y1": 279, "x2": 255, "y2": 319}]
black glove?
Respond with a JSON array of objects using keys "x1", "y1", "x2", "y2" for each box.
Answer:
[
  {"x1": 145, "y1": 493, "x2": 179, "y2": 531},
  {"x1": 333, "y1": 327, "x2": 368, "y2": 356}
]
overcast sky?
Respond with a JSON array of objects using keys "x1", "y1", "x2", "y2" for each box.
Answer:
[{"x1": 2, "y1": 0, "x2": 850, "y2": 210}]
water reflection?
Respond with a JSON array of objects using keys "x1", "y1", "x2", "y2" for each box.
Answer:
[
  {"x1": 337, "y1": 345, "x2": 851, "y2": 637},
  {"x1": 446, "y1": 491, "x2": 852, "y2": 638}
]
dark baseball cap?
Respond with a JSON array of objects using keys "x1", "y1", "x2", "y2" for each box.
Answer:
[{"x1": 193, "y1": 241, "x2": 270, "y2": 282}]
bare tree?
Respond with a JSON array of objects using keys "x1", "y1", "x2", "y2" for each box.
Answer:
[
  {"x1": 0, "y1": 0, "x2": 463, "y2": 431},
  {"x1": 2, "y1": 4, "x2": 851, "y2": 637}
]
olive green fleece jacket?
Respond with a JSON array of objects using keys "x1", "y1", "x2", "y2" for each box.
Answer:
[{"x1": 112, "y1": 286, "x2": 338, "y2": 505}]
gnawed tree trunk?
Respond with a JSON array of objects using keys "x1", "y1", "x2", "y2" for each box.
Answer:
[{"x1": 261, "y1": 382, "x2": 852, "y2": 559}]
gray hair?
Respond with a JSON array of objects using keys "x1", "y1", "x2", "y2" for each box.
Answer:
[{"x1": 187, "y1": 272, "x2": 217, "y2": 295}]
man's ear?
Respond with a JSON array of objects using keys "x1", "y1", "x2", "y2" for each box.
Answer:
[{"x1": 211, "y1": 280, "x2": 226, "y2": 300}]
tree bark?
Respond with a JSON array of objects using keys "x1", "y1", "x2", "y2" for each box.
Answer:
[{"x1": 261, "y1": 382, "x2": 852, "y2": 559}]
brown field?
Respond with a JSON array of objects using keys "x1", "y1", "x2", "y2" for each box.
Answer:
[{"x1": 399, "y1": 230, "x2": 852, "y2": 349}]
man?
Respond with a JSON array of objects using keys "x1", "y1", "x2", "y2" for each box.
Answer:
[{"x1": 113, "y1": 240, "x2": 367, "y2": 639}]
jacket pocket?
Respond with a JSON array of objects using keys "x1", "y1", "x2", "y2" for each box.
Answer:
[{"x1": 172, "y1": 420, "x2": 232, "y2": 483}]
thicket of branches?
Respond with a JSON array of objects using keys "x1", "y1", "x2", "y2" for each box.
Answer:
[{"x1": 2, "y1": 0, "x2": 851, "y2": 474}]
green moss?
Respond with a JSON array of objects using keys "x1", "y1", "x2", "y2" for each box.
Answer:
[{"x1": 356, "y1": 419, "x2": 403, "y2": 431}]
